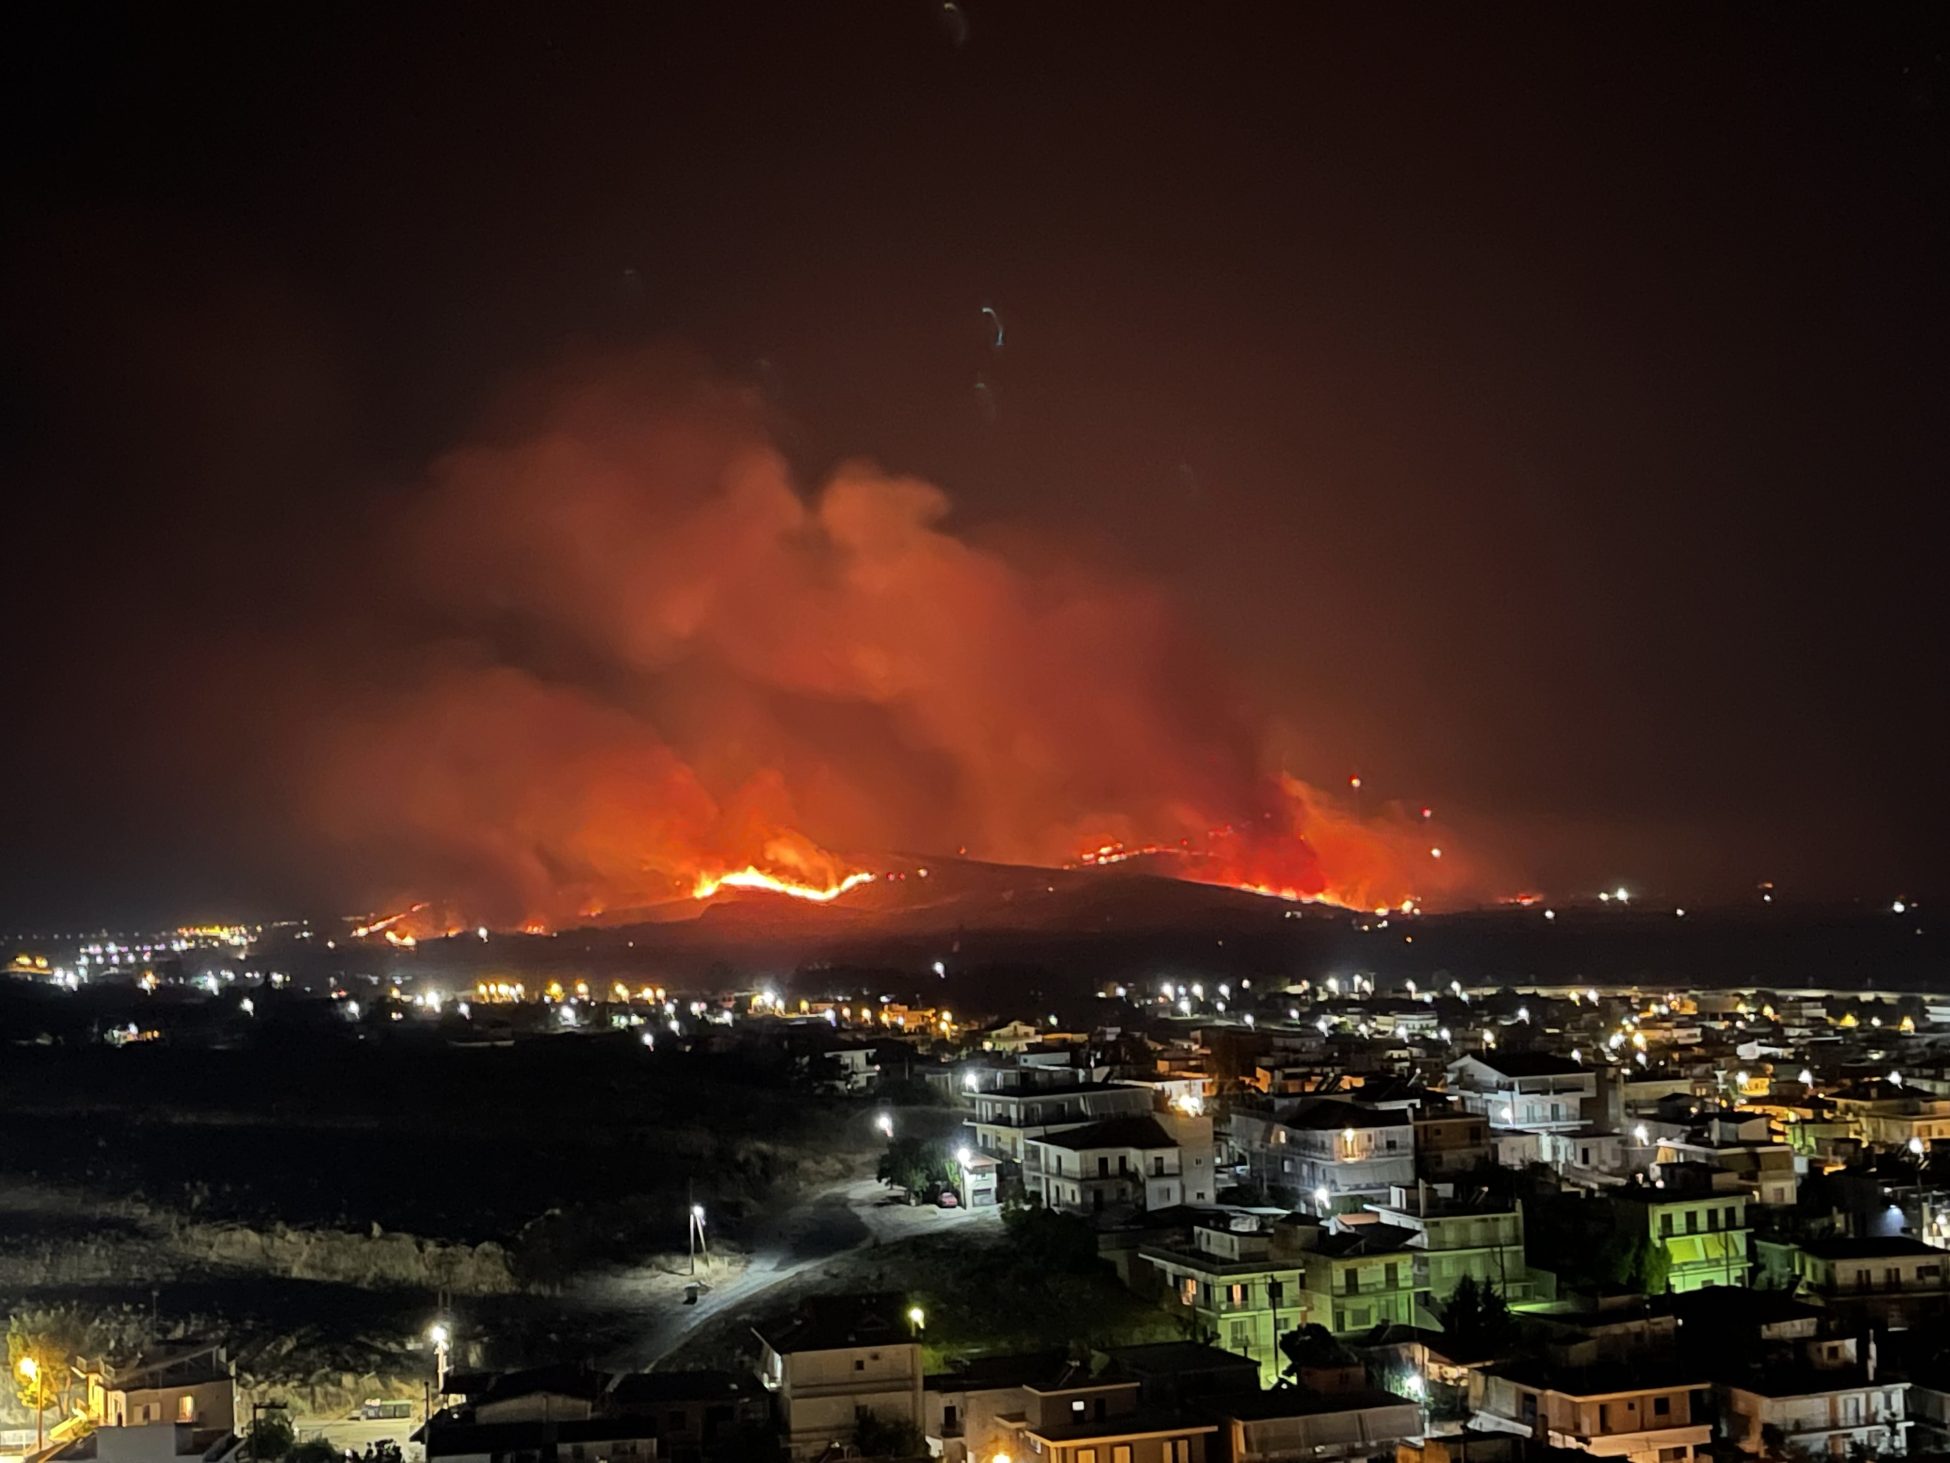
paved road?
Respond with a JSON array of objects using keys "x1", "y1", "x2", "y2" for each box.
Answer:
[{"x1": 615, "y1": 1177, "x2": 998, "y2": 1370}]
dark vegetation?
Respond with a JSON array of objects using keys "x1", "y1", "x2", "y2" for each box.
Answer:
[
  {"x1": 0, "y1": 1038, "x2": 869, "y2": 1254},
  {"x1": 904, "y1": 1203, "x2": 1176, "y2": 1358}
]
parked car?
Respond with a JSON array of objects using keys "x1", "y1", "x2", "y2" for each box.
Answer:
[{"x1": 937, "y1": 1189, "x2": 960, "y2": 1208}]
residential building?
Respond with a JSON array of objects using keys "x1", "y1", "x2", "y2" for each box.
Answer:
[
  {"x1": 1360, "y1": 1186, "x2": 1547, "y2": 1310},
  {"x1": 1472, "y1": 1361, "x2": 1711, "y2": 1463},
  {"x1": 926, "y1": 1352, "x2": 1068, "y2": 1463},
  {"x1": 418, "y1": 1363, "x2": 764, "y2": 1463},
  {"x1": 1227, "y1": 1099, "x2": 1415, "y2": 1202},
  {"x1": 753, "y1": 1294, "x2": 924, "y2": 1460},
  {"x1": 1614, "y1": 1174, "x2": 1750, "y2": 1293},
  {"x1": 1717, "y1": 1336, "x2": 1909, "y2": 1458},
  {"x1": 816, "y1": 1044, "x2": 880, "y2": 1094},
  {"x1": 1411, "y1": 1111, "x2": 1492, "y2": 1177},
  {"x1": 607, "y1": 1371, "x2": 769, "y2": 1463},
  {"x1": 1026, "y1": 1114, "x2": 1214, "y2": 1214},
  {"x1": 1755, "y1": 1235, "x2": 1950, "y2": 1329},
  {"x1": 1290, "y1": 1219, "x2": 1420, "y2": 1337},
  {"x1": 1207, "y1": 1388, "x2": 1423, "y2": 1463},
  {"x1": 968, "y1": 1081, "x2": 1154, "y2": 1162},
  {"x1": 1139, "y1": 1217, "x2": 1307, "y2": 1384},
  {"x1": 1447, "y1": 1053, "x2": 1597, "y2": 1134},
  {"x1": 86, "y1": 1343, "x2": 238, "y2": 1434},
  {"x1": 1016, "y1": 1366, "x2": 1217, "y2": 1463}
]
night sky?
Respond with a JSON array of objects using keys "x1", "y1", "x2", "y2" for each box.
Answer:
[{"x1": 4, "y1": 4, "x2": 1946, "y2": 926}]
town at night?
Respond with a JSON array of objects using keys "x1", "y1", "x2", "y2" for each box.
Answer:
[{"x1": 3, "y1": 6, "x2": 1947, "y2": 1463}]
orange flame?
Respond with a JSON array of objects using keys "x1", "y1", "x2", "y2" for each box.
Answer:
[{"x1": 691, "y1": 866, "x2": 877, "y2": 903}]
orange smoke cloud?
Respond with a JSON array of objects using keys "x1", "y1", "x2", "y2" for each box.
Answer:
[{"x1": 306, "y1": 351, "x2": 1484, "y2": 928}]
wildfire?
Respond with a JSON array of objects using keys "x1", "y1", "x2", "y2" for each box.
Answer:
[
  {"x1": 351, "y1": 903, "x2": 429, "y2": 938},
  {"x1": 691, "y1": 866, "x2": 877, "y2": 904}
]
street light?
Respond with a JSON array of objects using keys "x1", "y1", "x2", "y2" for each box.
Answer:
[
  {"x1": 18, "y1": 1357, "x2": 42, "y2": 1453},
  {"x1": 876, "y1": 1112, "x2": 894, "y2": 1138},
  {"x1": 907, "y1": 1306, "x2": 926, "y2": 1335},
  {"x1": 689, "y1": 1202, "x2": 708, "y2": 1275}
]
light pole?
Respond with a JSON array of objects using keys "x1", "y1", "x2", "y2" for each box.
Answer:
[
  {"x1": 907, "y1": 1306, "x2": 925, "y2": 1338},
  {"x1": 689, "y1": 1203, "x2": 708, "y2": 1276},
  {"x1": 429, "y1": 1323, "x2": 451, "y2": 1392},
  {"x1": 876, "y1": 1112, "x2": 894, "y2": 1139},
  {"x1": 18, "y1": 1357, "x2": 42, "y2": 1454}
]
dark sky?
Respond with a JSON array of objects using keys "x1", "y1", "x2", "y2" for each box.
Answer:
[{"x1": 4, "y1": 3, "x2": 1947, "y2": 926}]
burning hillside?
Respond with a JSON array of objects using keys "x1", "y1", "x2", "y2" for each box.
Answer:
[{"x1": 309, "y1": 351, "x2": 1491, "y2": 934}]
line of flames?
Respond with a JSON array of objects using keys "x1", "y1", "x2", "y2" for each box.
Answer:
[{"x1": 690, "y1": 867, "x2": 879, "y2": 903}]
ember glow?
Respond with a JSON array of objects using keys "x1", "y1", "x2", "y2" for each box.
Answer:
[{"x1": 297, "y1": 353, "x2": 1494, "y2": 928}]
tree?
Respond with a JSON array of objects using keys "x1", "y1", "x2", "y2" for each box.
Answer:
[
  {"x1": 246, "y1": 1408, "x2": 296, "y2": 1462},
  {"x1": 287, "y1": 1441, "x2": 341, "y2": 1463},
  {"x1": 1436, "y1": 1275, "x2": 1516, "y2": 1355},
  {"x1": 876, "y1": 1137, "x2": 955, "y2": 1203},
  {"x1": 7, "y1": 1318, "x2": 70, "y2": 1420},
  {"x1": 853, "y1": 1409, "x2": 924, "y2": 1459}
]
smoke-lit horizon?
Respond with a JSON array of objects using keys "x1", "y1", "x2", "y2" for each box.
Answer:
[{"x1": 293, "y1": 350, "x2": 1485, "y2": 930}]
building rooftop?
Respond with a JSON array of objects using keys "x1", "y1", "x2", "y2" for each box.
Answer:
[
  {"x1": 1207, "y1": 1387, "x2": 1420, "y2": 1420},
  {"x1": 1490, "y1": 1358, "x2": 1707, "y2": 1396},
  {"x1": 1034, "y1": 1115, "x2": 1179, "y2": 1152},
  {"x1": 1796, "y1": 1235, "x2": 1942, "y2": 1261},
  {"x1": 1275, "y1": 1098, "x2": 1413, "y2": 1132},
  {"x1": 608, "y1": 1369, "x2": 756, "y2": 1407},
  {"x1": 1457, "y1": 1052, "x2": 1590, "y2": 1080},
  {"x1": 926, "y1": 1351, "x2": 1071, "y2": 1393},
  {"x1": 752, "y1": 1292, "x2": 914, "y2": 1354}
]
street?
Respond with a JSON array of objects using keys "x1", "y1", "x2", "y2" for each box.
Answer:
[{"x1": 610, "y1": 1176, "x2": 1000, "y2": 1370}]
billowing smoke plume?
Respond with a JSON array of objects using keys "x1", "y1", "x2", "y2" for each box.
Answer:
[{"x1": 304, "y1": 352, "x2": 1475, "y2": 927}]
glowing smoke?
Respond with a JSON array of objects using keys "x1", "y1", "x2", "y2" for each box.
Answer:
[{"x1": 304, "y1": 351, "x2": 1481, "y2": 928}]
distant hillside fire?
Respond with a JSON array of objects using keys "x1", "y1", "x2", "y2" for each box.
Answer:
[{"x1": 312, "y1": 352, "x2": 1487, "y2": 933}]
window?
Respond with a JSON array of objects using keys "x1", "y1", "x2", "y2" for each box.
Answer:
[
  {"x1": 1079, "y1": 1449, "x2": 1097, "y2": 1463},
  {"x1": 1114, "y1": 1447, "x2": 1131, "y2": 1463},
  {"x1": 1228, "y1": 1282, "x2": 1249, "y2": 1307},
  {"x1": 1660, "y1": 1213, "x2": 1674, "y2": 1237},
  {"x1": 1099, "y1": 1157, "x2": 1110, "y2": 1177},
  {"x1": 1653, "y1": 1396, "x2": 1670, "y2": 1417},
  {"x1": 1153, "y1": 1156, "x2": 1166, "y2": 1176},
  {"x1": 943, "y1": 1406, "x2": 959, "y2": 1430},
  {"x1": 1686, "y1": 1211, "x2": 1699, "y2": 1235},
  {"x1": 1180, "y1": 1277, "x2": 1197, "y2": 1306},
  {"x1": 178, "y1": 1396, "x2": 195, "y2": 1424},
  {"x1": 1072, "y1": 1401, "x2": 1088, "y2": 1419},
  {"x1": 854, "y1": 1360, "x2": 865, "y2": 1372},
  {"x1": 1172, "y1": 1441, "x2": 1190, "y2": 1463}
]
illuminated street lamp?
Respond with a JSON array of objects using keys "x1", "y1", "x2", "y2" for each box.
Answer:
[
  {"x1": 875, "y1": 1112, "x2": 894, "y2": 1138},
  {"x1": 18, "y1": 1357, "x2": 42, "y2": 1453},
  {"x1": 689, "y1": 1201, "x2": 708, "y2": 1275},
  {"x1": 429, "y1": 1323, "x2": 451, "y2": 1390},
  {"x1": 907, "y1": 1306, "x2": 926, "y2": 1335}
]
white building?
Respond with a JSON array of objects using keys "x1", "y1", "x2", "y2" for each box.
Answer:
[
  {"x1": 753, "y1": 1295, "x2": 924, "y2": 1460},
  {"x1": 1229, "y1": 1098, "x2": 1416, "y2": 1201},
  {"x1": 1448, "y1": 1053, "x2": 1597, "y2": 1133},
  {"x1": 1718, "y1": 1337, "x2": 1908, "y2": 1458},
  {"x1": 1024, "y1": 1113, "x2": 1214, "y2": 1213}
]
